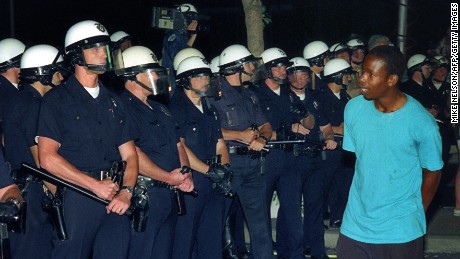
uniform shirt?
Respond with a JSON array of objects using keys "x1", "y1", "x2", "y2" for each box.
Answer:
[
  {"x1": 400, "y1": 79, "x2": 430, "y2": 107},
  {"x1": 3, "y1": 84, "x2": 41, "y2": 171},
  {"x1": 0, "y1": 75, "x2": 20, "y2": 135},
  {"x1": 37, "y1": 75, "x2": 131, "y2": 172},
  {"x1": 315, "y1": 88, "x2": 350, "y2": 127},
  {"x1": 424, "y1": 80, "x2": 450, "y2": 122},
  {"x1": 292, "y1": 90, "x2": 329, "y2": 142},
  {"x1": 209, "y1": 78, "x2": 268, "y2": 146},
  {"x1": 120, "y1": 90, "x2": 180, "y2": 172},
  {"x1": 342, "y1": 95, "x2": 443, "y2": 243},
  {"x1": 311, "y1": 73, "x2": 328, "y2": 92},
  {"x1": 0, "y1": 148, "x2": 14, "y2": 188},
  {"x1": 168, "y1": 90, "x2": 222, "y2": 161},
  {"x1": 161, "y1": 30, "x2": 189, "y2": 93},
  {"x1": 252, "y1": 83, "x2": 297, "y2": 135}
]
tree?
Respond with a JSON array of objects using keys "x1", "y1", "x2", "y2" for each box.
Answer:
[{"x1": 242, "y1": 0, "x2": 264, "y2": 56}]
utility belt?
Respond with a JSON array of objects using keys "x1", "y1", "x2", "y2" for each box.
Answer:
[
  {"x1": 293, "y1": 144, "x2": 322, "y2": 157},
  {"x1": 228, "y1": 146, "x2": 265, "y2": 159},
  {"x1": 11, "y1": 169, "x2": 41, "y2": 183},
  {"x1": 137, "y1": 175, "x2": 173, "y2": 190},
  {"x1": 82, "y1": 169, "x2": 112, "y2": 181}
]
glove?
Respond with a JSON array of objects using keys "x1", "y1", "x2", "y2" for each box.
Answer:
[
  {"x1": 290, "y1": 103, "x2": 309, "y2": 118},
  {"x1": 205, "y1": 164, "x2": 227, "y2": 183},
  {"x1": 206, "y1": 164, "x2": 234, "y2": 197},
  {"x1": 0, "y1": 201, "x2": 19, "y2": 223}
]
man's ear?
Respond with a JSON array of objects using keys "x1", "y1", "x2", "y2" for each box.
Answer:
[{"x1": 388, "y1": 74, "x2": 399, "y2": 88}]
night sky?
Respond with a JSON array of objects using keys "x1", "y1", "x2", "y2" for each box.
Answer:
[{"x1": 0, "y1": 0, "x2": 452, "y2": 60}]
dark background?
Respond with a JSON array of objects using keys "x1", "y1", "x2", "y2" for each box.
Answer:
[{"x1": 0, "y1": 0, "x2": 451, "y2": 60}]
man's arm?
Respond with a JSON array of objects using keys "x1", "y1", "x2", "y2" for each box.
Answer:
[
  {"x1": 421, "y1": 168, "x2": 442, "y2": 212},
  {"x1": 216, "y1": 138, "x2": 230, "y2": 165},
  {"x1": 320, "y1": 123, "x2": 338, "y2": 150},
  {"x1": 180, "y1": 138, "x2": 208, "y2": 174},
  {"x1": 38, "y1": 136, "x2": 119, "y2": 200}
]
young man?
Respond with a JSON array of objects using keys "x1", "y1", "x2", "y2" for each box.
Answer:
[{"x1": 337, "y1": 45, "x2": 443, "y2": 259}]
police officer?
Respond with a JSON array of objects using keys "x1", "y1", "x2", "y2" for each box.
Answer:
[
  {"x1": 0, "y1": 148, "x2": 23, "y2": 217},
  {"x1": 315, "y1": 58, "x2": 355, "y2": 229},
  {"x1": 110, "y1": 31, "x2": 133, "y2": 52},
  {"x1": 162, "y1": 3, "x2": 200, "y2": 95},
  {"x1": 168, "y1": 56, "x2": 229, "y2": 258},
  {"x1": 3, "y1": 44, "x2": 65, "y2": 258},
  {"x1": 400, "y1": 54, "x2": 432, "y2": 106},
  {"x1": 347, "y1": 38, "x2": 366, "y2": 72},
  {"x1": 37, "y1": 20, "x2": 138, "y2": 259},
  {"x1": 209, "y1": 44, "x2": 273, "y2": 259},
  {"x1": 253, "y1": 47, "x2": 313, "y2": 259},
  {"x1": 329, "y1": 43, "x2": 350, "y2": 64},
  {"x1": 303, "y1": 41, "x2": 329, "y2": 92},
  {"x1": 0, "y1": 38, "x2": 26, "y2": 145},
  {"x1": 286, "y1": 56, "x2": 337, "y2": 259},
  {"x1": 115, "y1": 45, "x2": 193, "y2": 259}
]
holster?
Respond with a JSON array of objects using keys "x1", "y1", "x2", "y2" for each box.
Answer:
[
  {"x1": 8, "y1": 202, "x2": 26, "y2": 234},
  {"x1": 131, "y1": 185, "x2": 149, "y2": 232},
  {"x1": 175, "y1": 189, "x2": 186, "y2": 216},
  {"x1": 42, "y1": 188, "x2": 67, "y2": 240}
]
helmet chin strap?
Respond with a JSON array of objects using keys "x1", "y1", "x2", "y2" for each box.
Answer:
[
  {"x1": 133, "y1": 78, "x2": 154, "y2": 93},
  {"x1": 272, "y1": 77, "x2": 287, "y2": 84},
  {"x1": 290, "y1": 83, "x2": 306, "y2": 91}
]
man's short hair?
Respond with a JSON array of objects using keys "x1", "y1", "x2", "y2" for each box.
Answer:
[{"x1": 367, "y1": 45, "x2": 405, "y2": 83}]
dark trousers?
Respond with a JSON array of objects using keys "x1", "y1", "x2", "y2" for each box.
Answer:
[
  {"x1": 9, "y1": 182, "x2": 54, "y2": 259},
  {"x1": 322, "y1": 151, "x2": 354, "y2": 223},
  {"x1": 129, "y1": 187, "x2": 178, "y2": 259},
  {"x1": 172, "y1": 172, "x2": 226, "y2": 259},
  {"x1": 224, "y1": 195, "x2": 247, "y2": 251},
  {"x1": 337, "y1": 233, "x2": 423, "y2": 259},
  {"x1": 230, "y1": 154, "x2": 273, "y2": 259},
  {"x1": 300, "y1": 155, "x2": 327, "y2": 257},
  {"x1": 51, "y1": 189, "x2": 131, "y2": 259},
  {"x1": 265, "y1": 150, "x2": 303, "y2": 259}
]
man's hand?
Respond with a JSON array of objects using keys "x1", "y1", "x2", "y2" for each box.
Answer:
[
  {"x1": 177, "y1": 173, "x2": 194, "y2": 193},
  {"x1": 107, "y1": 190, "x2": 131, "y2": 215},
  {"x1": 92, "y1": 178, "x2": 119, "y2": 200},
  {"x1": 167, "y1": 168, "x2": 188, "y2": 186},
  {"x1": 292, "y1": 123, "x2": 310, "y2": 135},
  {"x1": 240, "y1": 128, "x2": 258, "y2": 143},
  {"x1": 187, "y1": 20, "x2": 198, "y2": 31},
  {"x1": 249, "y1": 137, "x2": 266, "y2": 151},
  {"x1": 324, "y1": 139, "x2": 338, "y2": 150}
]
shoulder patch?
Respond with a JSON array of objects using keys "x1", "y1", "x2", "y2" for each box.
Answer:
[{"x1": 167, "y1": 34, "x2": 176, "y2": 42}]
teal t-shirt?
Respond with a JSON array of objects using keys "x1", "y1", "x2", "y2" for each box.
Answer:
[{"x1": 341, "y1": 94, "x2": 443, "y2": 243}]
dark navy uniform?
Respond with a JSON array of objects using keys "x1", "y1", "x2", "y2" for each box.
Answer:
[
  {"x1": 310, "y1": 73, "x2": 328, "y2": 92},
  {"x1": 209, "y1": 78, "x2": 273, "y2": 258},
  {"x1": 278, "y1": 90, "x2": 330, "y2": 258},
  {"x1": 169, "y1": 90, "x2": 227, "y2": 259},
  {"x1": 161, "y1": 30, "x2": 189, "y2": 95},
  {"x1": 37, "y1": 75, "x2": 132, "y2": 259},
  {"x1": 0, "y1": 75, "x2": 20, "y2": 144},
  {"x1": 315, "y1": 87, "x2": 354, "y2": 226},
  {"x1": 120, "y1": 90, "x2": 180, "y2": 259},
  {"x1": 3, "y1": 84, "x2": 54, "y2": 258},
  {"x1": 0, "y1": 148, "x2": 14, "y2": 188},
  {"x1": 252, "y1": 83, "x2": 304, "y2": 258}
]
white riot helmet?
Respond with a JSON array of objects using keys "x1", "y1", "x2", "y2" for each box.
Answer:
[
  {"x1": 287, "y1": 57, "x2": 310, "y2": 74},
  {"x1": 110, "y1": 31, "x2": 132, "y2": 51},
  {"x1": 173, "y1": 47, "x2": 205, "y2": 71},
  {"x1": 219, "y1": 44, "x2": 265, "y2": 83},
  {"x1": 209, "y1": 56, "x2": 220, "y2": 74},
  {"x1": 64, "y1": 20, "x2": 113, "y2": 72},
  {"x1": 177, "y1": 3, "x2": 198, "y2": 13},
  {"x1": 303, "y1": 41, "x2": 329, "y2": 67},
  {"x1": 176, "y1": 56, "x2": 219, "y2": 98},
  {"x1": 347, "y1": 38, "x2": 365, "y2": 50},
  {"x1": 20, "y1": 44, "x2": 64, "y2": 86},
  {"x1": 430, "y1": 55, "x2": 449, "y2": 69},
  {"x1": 114, "y1": 46, "x2": 169, "y2": 95},
  {"x1": 407, "y1": 54, "x2": 429, "y2": 71},
  {"x1": 260, "y1": 47, "x2": 290, "y2": 83},
  {"x1": 323, "y1": 58, "x2": 352, "y2": 87},
  {"x1": 329, "y1": 43, "x2": 349, "y2": 57},
  {"x1": 0, "y1": 38, "x2": 26, "y2": 73}
]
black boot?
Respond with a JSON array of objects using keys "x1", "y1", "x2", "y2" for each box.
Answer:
[{"x1": 222, "y1": 214, "x2": 242, "y2": 259}]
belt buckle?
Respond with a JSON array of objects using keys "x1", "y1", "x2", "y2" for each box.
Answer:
[{"x1": 100, "y1": 171, "x2": 110, "y2": 181}]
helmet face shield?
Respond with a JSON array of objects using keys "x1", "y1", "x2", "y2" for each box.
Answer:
[
  {"x1": 244, "y1": 58, "x2": 266, "y2": 83},
  {"x1": 136, "y1": 68, "x2": 170, "y2": 95},
  {"x1": 82, "y1": 42, "x2": 113, "y2": 72}
]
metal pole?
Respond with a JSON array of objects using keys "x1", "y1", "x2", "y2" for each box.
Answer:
[
  {"x1": 9, "y1": 0, "x2": 15, "y2": 38},
  {"x1": 397, "y1": 0, "x2": 408, "y2": 55}
]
